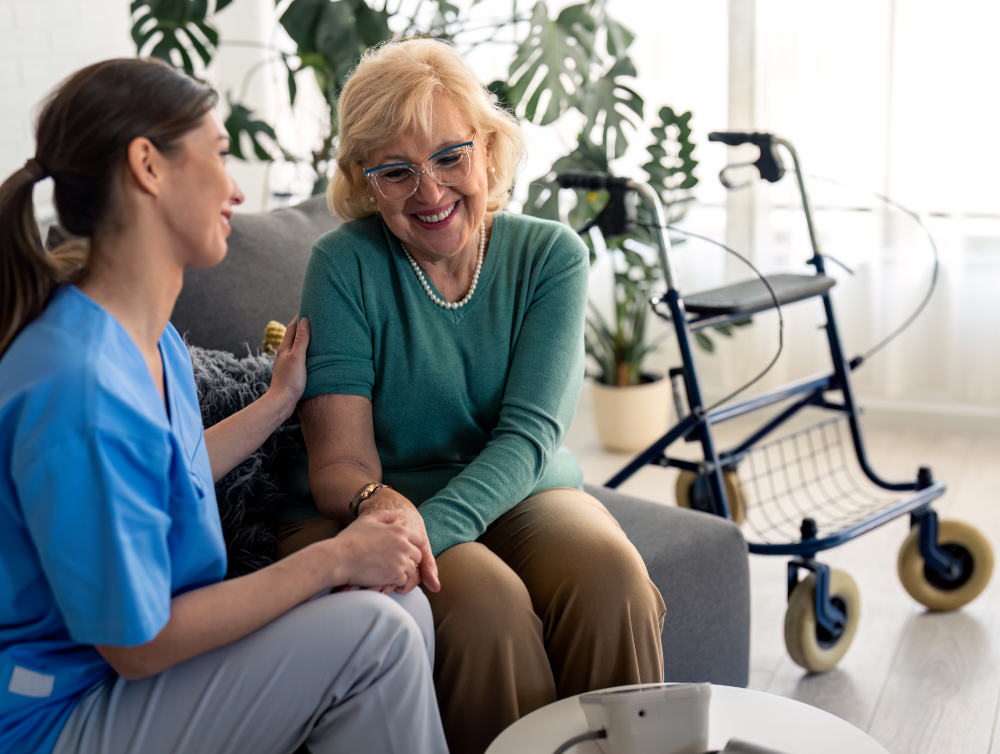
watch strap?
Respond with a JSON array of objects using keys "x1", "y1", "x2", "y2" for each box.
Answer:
[{"x1": 349, "y1": 482, "x2": 392, "y2": 519}]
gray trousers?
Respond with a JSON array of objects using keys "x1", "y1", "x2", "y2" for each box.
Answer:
[{"x1": 52, "y1": 589, "x2": 448, "y2": 754}]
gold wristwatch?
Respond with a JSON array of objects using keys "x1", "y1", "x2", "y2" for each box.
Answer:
[{"x1": 349, "y1": 482, "x2": 391, "y2": 519}]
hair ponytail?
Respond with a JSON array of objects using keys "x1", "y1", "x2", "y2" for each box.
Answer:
[
  {"x1": 0, "y1": 164, "x2": 75, "y2": 355},
  {"x1": 0, "y1": 58, "x2": 217, "y2": 358}
]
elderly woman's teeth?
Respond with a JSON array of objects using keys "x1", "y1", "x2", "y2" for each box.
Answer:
[{"x1": 416, "y1": 202, "x2": 457, "y2": 223}]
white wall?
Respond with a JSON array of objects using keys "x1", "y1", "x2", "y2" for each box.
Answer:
[{"x1": 0, "y1": 0, "x2": 134, "y2": 222}]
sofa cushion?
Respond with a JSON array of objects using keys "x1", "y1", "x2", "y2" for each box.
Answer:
[{"x1": 170, "y1": 195, "x2": 341, "y2": 355}]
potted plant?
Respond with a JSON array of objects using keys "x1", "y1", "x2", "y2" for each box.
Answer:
[{"x1": 586, "y1": 240, "x2": 673, "y2": 451}]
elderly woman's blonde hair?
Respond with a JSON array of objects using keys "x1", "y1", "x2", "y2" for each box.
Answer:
[{"x1": 329, "y1": 38, "x2": 525, "y2": 221}]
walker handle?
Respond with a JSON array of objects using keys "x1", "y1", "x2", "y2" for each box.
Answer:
[
  {"x1": 709, "y1": 131, "x2": 762, "y2": 147},
  {"x1": 709, "y1": 132, "x2": 785, "y2": 183},
  {"x1": 556, "y1": 171, "x2": 631, "y2": 192}
]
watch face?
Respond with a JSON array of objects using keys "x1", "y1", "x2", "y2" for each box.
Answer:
[{"x1": 362, "y1": 483, "x2": 379, "y2": 498}]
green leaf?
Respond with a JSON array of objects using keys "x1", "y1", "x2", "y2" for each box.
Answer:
[
  {"x1": 524, "y1": 131, "x2": 609, "y2": 226},
  {"x1": 131, "y1": 0, "x2": 222, "y2": 75},
  {"x1": 286, "y1": 59, "x2": 298, "y2": 105},
  {"x1": 604, "y1": 17, "x2": 634, "y2": 57},
  {"x1": 279, "y1": 0, "x2": 327, "y2": 52},
  {"x1": 194, "y1": 19, "x2": 218, "y2": 47},
  {"x1": 579, "y1": 56, "x2": 642, "y2": 159},
  {"x1": 695, "y1": 332, "x2": 715, "y2": 353},
  {"x1": 180, "y1": 25, "x2": 212, "y2": 67},
  {"x1": 507, "y1": 1, "x2": 595, "y2": 125},
  {"x1": 434, "y1": 0, "x2": 460, "y2": 18},
  {"x1": 280, "y1": 0, "x2": 391, "y2": 91},
  {"x1": 525, "y1": 181, "x2": 560, "y2": 221},
  {"x1": 224, "y1": 99, "x2": 292, "y2": 162},
  {"x1": 353, "y1": 0, "x2": 392, "y2": 47},
  {"x1": 642, "y1": 105, "x2": 699, "y2": 221}
]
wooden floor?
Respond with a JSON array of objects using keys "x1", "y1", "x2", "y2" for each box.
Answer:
[{"x1": 563, "y1": 387, "x2": 1000, "y2": 754}]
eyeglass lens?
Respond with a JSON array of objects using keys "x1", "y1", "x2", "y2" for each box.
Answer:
[{"x1": 370, "y1": 146, "x2": 473, "y2": 200}]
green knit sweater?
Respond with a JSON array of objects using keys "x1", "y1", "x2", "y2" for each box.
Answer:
[{"x1": 292, "y1": 211, "x2": 588, "y2": 556}]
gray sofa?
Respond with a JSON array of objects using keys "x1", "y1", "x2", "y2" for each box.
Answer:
[{"x1": 170, "y1": 196, "x2": 751, "y2": 688}]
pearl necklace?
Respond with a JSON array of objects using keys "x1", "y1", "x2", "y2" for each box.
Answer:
[{"x1": 400, "y1": 220, "x2": 485, "y2": 310}]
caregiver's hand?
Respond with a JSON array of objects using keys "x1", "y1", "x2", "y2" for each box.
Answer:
[
  {"x1": 358, "y1": 488, "x2": 441, "y2": 594},
  {"x1": 203, "y1": 315, "x2": 310, "y2": 482},
  {"x1": 268, "y1": 315, "x2": 310, "y2": 413},
  {"x1": 331, "y1": 509, "x2": 424, "y2": 590}
]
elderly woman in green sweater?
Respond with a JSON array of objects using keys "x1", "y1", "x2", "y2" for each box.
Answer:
[{"x1": 280, "y1": 38, "x2": 666, "y2": 754}]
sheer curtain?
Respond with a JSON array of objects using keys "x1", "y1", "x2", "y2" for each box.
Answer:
[{"x1": 632, "y1": 0, "x2": 1000, "y2": 414}]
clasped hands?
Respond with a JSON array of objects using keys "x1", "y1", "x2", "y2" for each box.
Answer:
[{"x1": 335, "y1": 489, "x2": 440, "y2": 596}]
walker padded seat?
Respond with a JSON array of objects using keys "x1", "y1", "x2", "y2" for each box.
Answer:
[{"x1": 684, "y1": 273, "x2": 836, "y2": 318}]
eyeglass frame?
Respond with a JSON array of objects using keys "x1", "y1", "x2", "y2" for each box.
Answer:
[{"x1": 364, "y1": 135, "x2": 477, "y2": 201}]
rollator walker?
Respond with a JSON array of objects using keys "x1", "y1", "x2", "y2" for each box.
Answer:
[{"x1": 558, "y1": 132, "x2": 994, "y2": 672}]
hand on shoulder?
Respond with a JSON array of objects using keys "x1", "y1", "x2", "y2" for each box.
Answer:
[{"x1": 268, "y1": 315, "x2": 310, "y2": 416}]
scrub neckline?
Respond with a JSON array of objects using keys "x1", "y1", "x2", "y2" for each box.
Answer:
[{"x1": 67, "y1": 285, "x2": 174, "y2": 427}]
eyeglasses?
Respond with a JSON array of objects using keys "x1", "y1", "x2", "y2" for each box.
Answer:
[{"x1": 365, "y1": 136, "x2": 476, "y2": 201}]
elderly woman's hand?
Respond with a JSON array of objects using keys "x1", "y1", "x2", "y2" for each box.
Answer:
[
  {"x1": 358, "y1": 488, "x2": 441, "y2": 594},
  {"x1": 330, "y1": 509, "x2": 425, "y2": 590}
]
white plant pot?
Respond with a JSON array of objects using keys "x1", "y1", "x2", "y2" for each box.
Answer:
[{"x1": 591, "y1": 375, "x2": 671, "y2": 452}]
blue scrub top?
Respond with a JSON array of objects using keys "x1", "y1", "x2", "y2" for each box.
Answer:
[{"x1": 0, "y1": 286, "x2": 227, "y2": 754}]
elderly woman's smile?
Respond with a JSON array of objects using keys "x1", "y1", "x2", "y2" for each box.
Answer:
[{"x1": 413, "y1": 200, "x2": 458, "y2": 226}]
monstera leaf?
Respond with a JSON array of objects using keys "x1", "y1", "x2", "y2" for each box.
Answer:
[
  {"x1": 279, "y1": 0, "x2": 391, "y2": 93},
  {"x1": 579, "y1": 56, "x2": 643, "y2": 159},
  {"x1": 525, "y1": 133, "x2": 609, "y2": 222},
  {"x1": 507, "y1": 2, "x2": 596, "y2": 125},
  {"x1": 130, "y1": 0, "x2": 233, "y2": 76},
  {"x1": 224, "y1": 99, "x2": 292, "y2": 162}
]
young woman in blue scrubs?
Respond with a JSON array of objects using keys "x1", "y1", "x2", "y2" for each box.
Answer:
[{"x1": 0, "y1": 59, "x2": 446, "y2": 754}]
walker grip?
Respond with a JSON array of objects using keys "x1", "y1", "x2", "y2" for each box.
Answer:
[
  {"x1": 556, "y1": 171, "x2": 630, "y2": 192},
  {"x1": 709, "y1": 132, "x2": 785, "y2": 184},
  {"x1": 708, "y1": 132, "x2": 758, "y2": 147}
]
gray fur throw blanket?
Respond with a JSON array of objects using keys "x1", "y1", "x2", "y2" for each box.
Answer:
[{"x1": 188, "y1": 345, "x2": 305, "y2": 578}]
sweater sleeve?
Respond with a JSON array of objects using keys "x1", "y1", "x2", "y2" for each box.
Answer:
[
  {"x1": 417, "y1": 226, "x2": 589, "y2": 555},
  {"x1": 298, "y1": 236, "x2": 375, "y2": 402}
]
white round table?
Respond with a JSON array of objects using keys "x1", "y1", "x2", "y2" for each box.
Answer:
[{"x1": 485, "y1": 684, "x2": 888, "y2": 754}]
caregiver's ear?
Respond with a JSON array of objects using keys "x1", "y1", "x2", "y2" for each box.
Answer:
[{"x1": 125, "y1": 137, "x2": 166, "y2": 197}]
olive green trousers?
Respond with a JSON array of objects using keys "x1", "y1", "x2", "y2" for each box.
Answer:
[{"x1": 276, "y1": 487, "x2": 666, "y2": 754}]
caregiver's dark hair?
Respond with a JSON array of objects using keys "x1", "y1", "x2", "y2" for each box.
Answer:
[{"x1": 0, "y1": 58, "x2": 218, "y2": 356}]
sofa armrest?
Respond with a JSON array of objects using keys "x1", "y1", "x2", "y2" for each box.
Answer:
[{"x1": 585, "y1": 483, "x2": 750, "y2": 688}]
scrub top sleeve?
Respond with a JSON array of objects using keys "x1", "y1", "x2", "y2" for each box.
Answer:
[
  {"x1": 16, "y1": 429, "x2": 174, "y2": 648},
  {"x1": 299, "y1": 245, "x2": 375, "y2": 402}
]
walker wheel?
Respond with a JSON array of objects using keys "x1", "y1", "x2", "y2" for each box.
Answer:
[
  {"x1": 675, "y1": 470, "x2": 746, "y2": 525},
  {"x1": 897, "y1": 519, "x2": 993, "y2": 611},
  {"x1": 784, "y1": 569, "x2": 860, "y2": 673}
]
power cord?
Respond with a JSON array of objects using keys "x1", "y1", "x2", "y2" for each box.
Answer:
[
  {"x1": 639, "y1": 222, "x2": 785, "y2": 411},
  {"x1": 806, "y1": 175, "x2": 941, "y2": 366},
  {"x1": 552, "y1": 729, "x2": 607, "y2": 754}
]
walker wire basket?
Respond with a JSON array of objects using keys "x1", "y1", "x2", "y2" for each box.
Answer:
[{"x1": 737, "y1": 415, "x2": 907, "y2": 549}]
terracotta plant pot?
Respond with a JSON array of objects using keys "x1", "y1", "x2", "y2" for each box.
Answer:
[{"x1": 591, "y1": 373, "x2": 671, "y2": 452}]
